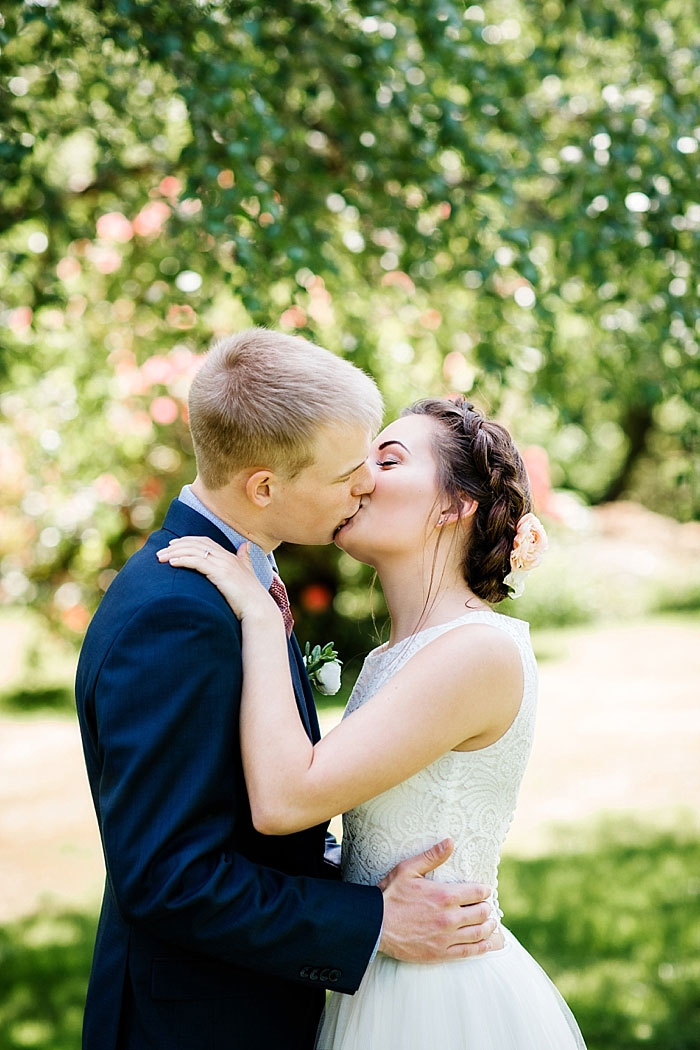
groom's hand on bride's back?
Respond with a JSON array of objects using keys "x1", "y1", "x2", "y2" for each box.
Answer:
[{"x1": 377, "y1": 838, "x2": 499, "y2": 962}]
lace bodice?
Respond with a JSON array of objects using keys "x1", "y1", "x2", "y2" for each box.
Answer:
[{"x1": 341, "y1": 611, "x2": 537, "y2": 923}]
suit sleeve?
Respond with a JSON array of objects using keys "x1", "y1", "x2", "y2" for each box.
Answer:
[{"x1": 89, "y1": 592, "x2": 383, "y2": 993}]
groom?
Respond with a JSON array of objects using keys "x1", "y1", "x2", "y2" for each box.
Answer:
[{"x1": 75, "y1": 329, "x2": 495, "y2": 1050}]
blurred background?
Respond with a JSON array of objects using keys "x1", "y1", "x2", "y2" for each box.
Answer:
[{"x1": 0, "y1": 1, "x2": 699, "y2": 1047}]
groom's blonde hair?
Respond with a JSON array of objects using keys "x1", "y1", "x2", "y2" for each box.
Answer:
[{"x1": 188, "y1": 328, "x2": 383, "y2": 488}]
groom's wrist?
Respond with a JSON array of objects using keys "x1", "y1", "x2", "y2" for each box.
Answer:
[{"x1": 368, "y1": 924, "x2": 383, "y2": 964}]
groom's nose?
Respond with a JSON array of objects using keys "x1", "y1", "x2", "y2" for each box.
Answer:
[{"x1": 350, "y1": 461, "x2": 375, "y2": 497}]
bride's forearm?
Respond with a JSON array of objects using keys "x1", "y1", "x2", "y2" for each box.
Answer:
[{"x1": 239, "y1": 612, "x2": 318, "y2": 834}]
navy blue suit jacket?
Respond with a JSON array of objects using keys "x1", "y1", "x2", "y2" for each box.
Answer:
[{"x1": 75, "y1": 500, "x2": 383, "y2": 1050}]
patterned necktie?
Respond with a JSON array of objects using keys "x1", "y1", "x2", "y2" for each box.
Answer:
[{"x1": 269, "y1": 572, "x2": 294, "y2": 637}]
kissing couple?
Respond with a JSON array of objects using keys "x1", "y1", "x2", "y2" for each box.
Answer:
[{"x1": 76, "y1": 329, "x2": 585, "y2": 1049}]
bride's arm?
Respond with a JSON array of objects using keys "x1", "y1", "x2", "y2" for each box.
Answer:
[{"x1": 158, "y1": 537, "x2": 522, "y2": 835}]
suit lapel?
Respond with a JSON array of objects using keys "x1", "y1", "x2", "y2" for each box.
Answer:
[
  {"x1": 161, "y1": 499, "x2": 317, "y2": 741},
  {"x1": 288, "y1": 635, "x2": 319, "y2": 742}
]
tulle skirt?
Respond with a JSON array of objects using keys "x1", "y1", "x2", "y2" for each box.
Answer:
[{"x1": 316, "y1": 927, "x2": 586, "y2": 1050}]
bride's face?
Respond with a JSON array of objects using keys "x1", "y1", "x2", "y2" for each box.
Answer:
[{"x1": 334, "y1": 414, "x2": 445, "y2": 564}]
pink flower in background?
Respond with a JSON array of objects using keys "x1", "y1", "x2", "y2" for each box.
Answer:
[
  {"x1": 149, "y1": 396, "x2": 179, "y2": 425},
  {"x1": 90, "y1": 244, "x2": 123, "y2": 274},
  {"x1": 307, "y1": 277, "x2": 332, "y2": 319},
  {"x1": 9, "y1": 306, "x2": 33, "y2": 332},
  {"x1": 133, "y1": 201, "x2": 170, "y2": 237},
  {"x1": 158, "y1": 176, "x2": 182, "y2": 199},
  {"x1": 420, "y1": 308, "x2": 442, "y2": 330},
  {"x1": 141, "y1": 355, "x2": 175, "y2": 387},
  {"x1": 141, "y1": 477, "x2": 165, "y2": 500},
  {"x1": 62, "y1": 604, "x2": 90, "y2": 633},
  {"x1": 280, "y1": 305, "x2": 307, "y2": 328},
  {"x1": 522, "y1": 446, "x2": 553, "y2": 515},
  {"x1": 167, "y1": 304, "x2": 197, "y2": 329},
  {"x1": 170, "y1": 346, "x2": 205, "y2": 381},
  {"x1": 381, "y1": 271, "x2": 415, "y2": 293},
  {"x1": 56, "y1": 257, "x2": 81, "y2": 281},
  {"x1": 94, "y1": 474, "x2": 124, "y2": 505},
  {"x1": 96, "y1": 212, "x2": 134, "y2": 243},
  {"x1": 0, "y1": 444, "x2": 28, "y2": 494}
]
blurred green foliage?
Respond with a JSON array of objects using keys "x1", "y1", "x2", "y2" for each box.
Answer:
[
  {"x1": 1, "y1": 0, "x2": 698, "y2": 650},
  {"x1": 0, "y1": 823, "x2": 698, "y2": 1050}
]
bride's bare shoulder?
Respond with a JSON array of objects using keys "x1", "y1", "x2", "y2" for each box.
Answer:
[{"x1": 392, "y1": 620, "x2": 523, "y2": 699}]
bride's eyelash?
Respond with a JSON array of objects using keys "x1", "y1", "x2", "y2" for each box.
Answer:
[{"x1": 376, "y1": 459, "x2": 398, "y2": 467}]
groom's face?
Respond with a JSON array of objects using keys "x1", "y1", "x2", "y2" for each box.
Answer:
[{"x1": 267, "y1": 422, "x2": 375, "y2": 546}]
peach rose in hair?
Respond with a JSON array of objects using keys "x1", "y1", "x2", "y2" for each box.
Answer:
[
  {"x1": 504, "y1": 513, "x2": 548, "y2": 598},
  {"x1": 510, "y1": 513, "x2": 548, "y2": 572}
]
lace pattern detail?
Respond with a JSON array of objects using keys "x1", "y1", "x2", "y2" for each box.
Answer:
[{"x1": 341, "y1": 611, "x2": 537, "y2": 924}]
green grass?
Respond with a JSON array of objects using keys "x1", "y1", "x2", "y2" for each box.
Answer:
[
  {"x1": 0, "y1": 684, "x2": 74, "y2": 714},
  {"x1": 0, "y1": 911, "x2": 96, "y2": 1050},
  {"x1": 500, "y1": 820, "x2": 700, "y2": 1050},
  {"x1": 1, "y1": 823, "x2": 698, "y2": 1050},
  {"x1": 0, "y1": 609, "x2": 77, "y2": 715},
  {"x1": 652, "y1": 582, "x2": 700, "y2": 616}
]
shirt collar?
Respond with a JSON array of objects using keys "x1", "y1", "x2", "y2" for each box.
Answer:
[{"x1": 177, "y1": 484, "x2": 276, "y2": 589}]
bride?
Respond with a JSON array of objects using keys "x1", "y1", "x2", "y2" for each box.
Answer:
[{"x1": 159, "y1": 397, "x2": 586, "y2": 1049}]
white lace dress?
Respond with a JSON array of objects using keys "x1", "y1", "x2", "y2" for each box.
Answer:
[{"x1": 316, "y1": 611, "x2": 586, "y2": 1050}]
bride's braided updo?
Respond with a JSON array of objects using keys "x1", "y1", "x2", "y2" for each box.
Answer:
[{"x1": 402, "y1": 397, "x2": 532, "y2": 604}]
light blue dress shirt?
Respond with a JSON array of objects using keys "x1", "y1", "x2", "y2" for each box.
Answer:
[{"x1": 178, "y1": 484, "x2": 277, "y2": 587}]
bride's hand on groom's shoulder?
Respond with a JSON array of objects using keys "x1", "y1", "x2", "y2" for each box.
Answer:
[{"x1": 157, "y1": 537, "x2": 276, "y2": 623}]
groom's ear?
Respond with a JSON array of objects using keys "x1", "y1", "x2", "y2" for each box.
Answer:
[{"x1": 244, "y1": 469, "x2": 277, "y2": 508}]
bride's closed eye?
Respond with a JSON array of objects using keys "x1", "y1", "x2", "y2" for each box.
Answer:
[{"x1": 376, "y1": 459, "x2": 399, "y2": 468}]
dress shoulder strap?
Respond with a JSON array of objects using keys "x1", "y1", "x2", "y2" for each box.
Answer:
[{"x1": 401, "y1": 610, "x2": 530, "y2": 657}]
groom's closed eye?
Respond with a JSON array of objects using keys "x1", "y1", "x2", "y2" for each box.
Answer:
[{"x1": 335, "y1": 461, "x2": 367, "y2": 483}]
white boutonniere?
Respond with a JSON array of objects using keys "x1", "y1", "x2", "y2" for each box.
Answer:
[{"x1": 303, "y1": 641, "x2": 343, "y2": 695}]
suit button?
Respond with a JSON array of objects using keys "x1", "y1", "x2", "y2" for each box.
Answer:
[
  {"x1": 318, "y1": 968, "x2": 330, "y2": 982},
  {"x1": 308, "y1": 968, "x2": 320, "y2": 981},
  {"x1": 328, "y1": 969, "x2": 341, "y2": 983},
  {"x1": 299, "y1": 966, "x2": 312, "y2": 979}
]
